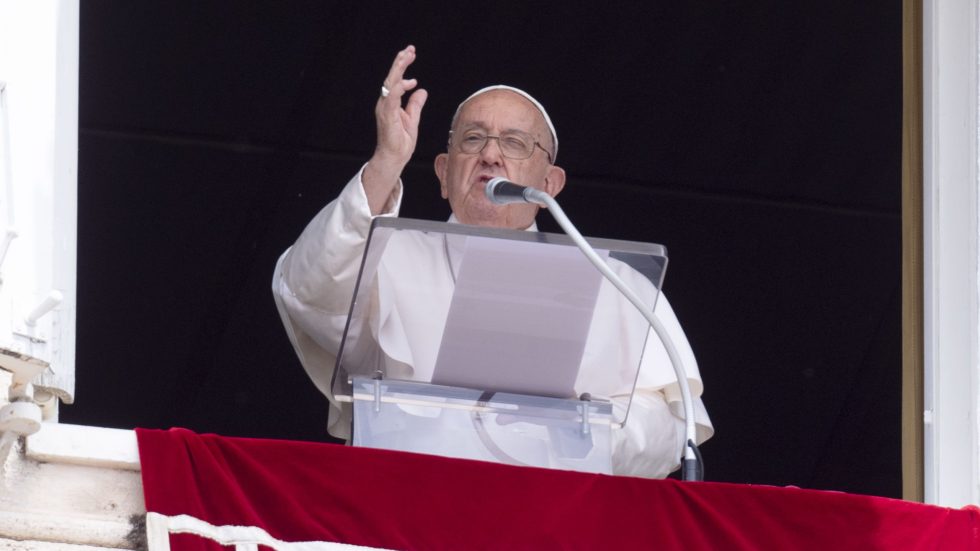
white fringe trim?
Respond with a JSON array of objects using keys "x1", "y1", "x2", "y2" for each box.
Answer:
[{"x1": 145, "y1": 512, "x2": 391, "y2": 551}]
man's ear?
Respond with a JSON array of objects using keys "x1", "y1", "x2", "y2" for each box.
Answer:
[
  {"x1": 544, "y1": 165, "x2": 566, "y2": 200},
  {"x1": 434, "y1": 153, "x2": 449, "y2": 199}
]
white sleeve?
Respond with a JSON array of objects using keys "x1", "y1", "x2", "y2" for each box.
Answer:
[
  {"x1": 279, "y1": 165, "x2": 402, "y2": 313},
  {"x1": 271, "y1": 165, "x2": 402, "y2": 438},
  {"x1": 611, "y1": 390, "x2": 685, "y2": 478},
  {"x1": 611, "y1": 294, "x2": 713, "y2": 478}
]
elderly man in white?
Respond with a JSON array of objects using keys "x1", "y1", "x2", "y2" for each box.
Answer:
[{"x1": 273, "y1": 46, "x2": 712, "y2": 478}]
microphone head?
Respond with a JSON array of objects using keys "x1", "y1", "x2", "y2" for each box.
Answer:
[
  {"x1": 485, "y1": 177, "x2": 509, "y2": 202},
  {"x1": 485, "y1": 177, "x2": 529, "y2": 205}
]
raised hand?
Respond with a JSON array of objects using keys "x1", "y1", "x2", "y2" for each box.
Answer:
[{"x1": 363, "y1": 45, "x2": 428, "y2": 214}]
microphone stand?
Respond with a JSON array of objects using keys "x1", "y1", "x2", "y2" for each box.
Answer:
[{"x1": 488, "y1": 180, "x2": 703, "y2": 481}]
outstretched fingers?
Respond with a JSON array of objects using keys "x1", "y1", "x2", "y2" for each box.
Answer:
[{"x1": 379, "y1": 45, "x2": 417, "y2": 103}]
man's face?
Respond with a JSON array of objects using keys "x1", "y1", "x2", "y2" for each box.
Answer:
[{"x1": 434, "y1": 90, "x2": 565, "y2": 229}]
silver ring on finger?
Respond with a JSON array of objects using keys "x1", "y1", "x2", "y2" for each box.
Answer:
[{"x1": 380, "y1": 85, "x2": 390, "y2": 98}]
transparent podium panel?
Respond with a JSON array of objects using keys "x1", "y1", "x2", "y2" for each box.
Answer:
[
  {"x1": 351, "y1": 377, "x2": 614, "y2": 474},
  {"x1": 332, "y1": 218, "x2": 668, "y2": 428}
]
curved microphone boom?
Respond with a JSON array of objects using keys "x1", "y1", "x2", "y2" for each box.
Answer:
[{"x1": 484, "y1": 175, "x2": 703, "y2": 481}]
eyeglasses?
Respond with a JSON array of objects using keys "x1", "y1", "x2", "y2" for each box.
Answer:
[{"x1": 449, "y1": 129, "x2": 553, "y2": 163}]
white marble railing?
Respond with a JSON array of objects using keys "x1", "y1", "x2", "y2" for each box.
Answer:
[{"x1": 0, "y1": 423, "x2": 144, "y2": 550}]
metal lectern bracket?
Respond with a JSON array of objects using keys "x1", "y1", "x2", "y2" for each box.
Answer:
[
  {"x1": 372, "y1": 370, "x2": 383, "y2": 413},
  {"x1": 579, "y1": 393, "x2": 592, "y2": 436}
]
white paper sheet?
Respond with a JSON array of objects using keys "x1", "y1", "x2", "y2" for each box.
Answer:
[{"x1": 431, "y1": 236, "x2": 607, "y2": 397}]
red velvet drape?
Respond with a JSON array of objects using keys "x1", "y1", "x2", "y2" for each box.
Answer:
[{"x1": 137, "y1": 428, "x2": 980, "y2": 550}]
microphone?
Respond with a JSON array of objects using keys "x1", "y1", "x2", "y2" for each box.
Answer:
[
  {"x1": 485, "y1": 177, "x2": 547, "y2": 205},
  {"x1": 483, "y1": 179, "x2": 705, "y2": 480}
]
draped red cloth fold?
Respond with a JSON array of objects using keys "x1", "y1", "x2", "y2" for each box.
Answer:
[{"x1": 137, "y1": 427, "x2": 980, "y2": 550}]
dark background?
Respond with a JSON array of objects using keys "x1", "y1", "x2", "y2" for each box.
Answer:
[{"x1": 66, "y1": 2, "x2": 902, "y2": 497}]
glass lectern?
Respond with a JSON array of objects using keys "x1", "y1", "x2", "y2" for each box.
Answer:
[{"x1": 332, "y1": 218, "x2": 667, "y2": 474}]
